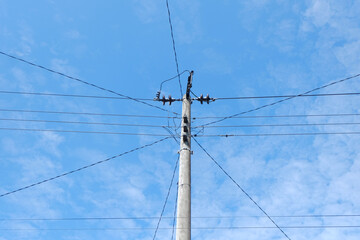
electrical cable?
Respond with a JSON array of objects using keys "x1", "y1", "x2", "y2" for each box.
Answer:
[
  {"x1": 2, "y1": 214, "x2": 360, "y2": 221},
  {"x1": 0, "y1": 50, "x2": 179, "y2": 115},
  {"x1": 214, "y1": 92, "x2": 360, "y2": 100},
  {"x1": 158, "y1": 70, "x2": 190, "y2": 94},
  {"x1": 194, "y1": 132, "x2": 360, "y2": 137},
  {"x1": 190, "y1": 90, "x2": 200, "y2": 98},
  {"x1": 0, "y1": 127, "x2": 172, "y2": 136},
  {"x1": 192, "y1": 113, "x2": 360, "y2": 120},
  {"x1": 0, "y1": 108, "x2": 180, "y2": 119},
  {"x1": 0, "y1": 90, "x2": 154, "y2": 100},
  {"x1": 0, "y1": 137, "x2": 170, "y2": 198},
  {"x1": 3, "y1": 225, "x2": 359, "y2": 231},
  {"x1": 198, "y1": 73, "x2": 360, "y2": 127},
  {"x1": 193, "y1": 122, "x2": 360, "y2": 128},
  {"x1": 0, "y1": 118, "x2": 176, "y2": 128},
  {"x1": 153, "y1": 155, "x2": 179, "y2": 240},
  {"x1": 163, "y1": 127, "x2": 180, "y2": 143},
  {"x1": 171, "y1": 182, "x2": 178, "y2": 240},
  {"x1": 165, "y1": 0, "x2": 183, "y2": 97},
  {"x1": 193, "y1": 137, "x2": 292, "y2": 240},
  {"x1": 3, "y1": 90, "x2": 357, "y2": 101}
]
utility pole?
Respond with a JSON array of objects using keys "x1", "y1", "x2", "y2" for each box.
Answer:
[
  {"x1": 176, "y1": 71, "x2": 193, "y2": 240},
  {"x1": 155, "y1": 71, "x2": 213, "y2": 239}
]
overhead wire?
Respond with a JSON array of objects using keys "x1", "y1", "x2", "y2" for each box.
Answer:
[
  {"x1": 3, "y1": 225, "x2": 359, "y2": 231},
  {"x1": 190, "y1": 90, "x2": 200, "y2": 98},
  {"x1": 193, "y1": 138, "x2": 292, "y2": 240},
  {"x1": 193, "y1": 122, "x2": 360, "y2": 128},
  {"x1": 171, "y1": 181, "x2": 178, "y2": 240},
  {"x1": 0, "y1": 50, "x2": 179, "y2": 115},
  {"x1": 0, "y1": 90, "x2": 154, "y2": 101},
  {"x1": 0, "y1": 108, "x2": 180, "y2": 119},
  {"x1": 153, "y1": 155, "x2": 179, "y2": 240},
  {"x1": 192, "y1": 113, "x2": 360, "y2": 120},
  {"x1": 3, "y1": 214, "x2": 360, "y2": 221},
  {"x1": 158, "y1": 70, "x2": 190, "y2": 95},
  {"x1": 0, "y1": 127, "x2": 172, "y2": 137},
  {"x1": 214, "y1": 92, "x2": 360, "y2": 100},
  {"x1": 194, "y1": 132, "x2": 360, "y2": 137},
  {"x1": 163, "y1": 127, "x2": 181, "y2": 143},
  {"x1": 0, "y1": 137, "x2": 170, "y2": 198},
  {"x1": 165, "y1": 0, "x2": 183, "y2": 97},
  {"x1": 198, "y1": 73, "x2": 360, "y2": 127},
  {"x1": 2, "y1": 90, "x2": 358, "y2": 101},
  {"x1": 0, "y1": 118, "x2": 177, "y2": 128}
]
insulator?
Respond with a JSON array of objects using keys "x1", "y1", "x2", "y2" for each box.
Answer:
[
  {"x1": 168, "y1": 95, "x2": 174, "y2": 105},
  {"x1": 206, "y1": 94, "x2": 210, "y2": 104},
  {"x1": 162, "y1": 95, "x2": 166, "y2": 105},
  {"x1": 199, "y1": 94, "x2": 204, "y2": 104}
]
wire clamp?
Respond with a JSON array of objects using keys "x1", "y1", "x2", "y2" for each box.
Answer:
[{"x1": 178, "y1": 147, "x2": 193, "y2": 155}]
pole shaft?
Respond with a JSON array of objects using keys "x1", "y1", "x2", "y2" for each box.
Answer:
[{"x1": 176, "y1": 95, "x2": 191, "y2": 240}]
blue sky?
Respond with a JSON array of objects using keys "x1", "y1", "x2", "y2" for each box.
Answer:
[{"x1": 1, "y1": 0, "x2": 360, "y2": 239}]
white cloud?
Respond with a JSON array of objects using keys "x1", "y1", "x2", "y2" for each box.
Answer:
[
  {"x1": 11, "y1": 67, "x2": 34, "y2": 92},
  {"x1": 301, "y1": 0, "x2": 360, "y2": 73},
  {"x1": 305, "y1": 0, "x2": 332, "y2": 27},
  {"x1": 65, "y1": 30, "x2": 81, "y2": 40},
  {"x1": 13, "y1": 23, "x2": 34, "y2": 57},
  {"x1": 133, "y1": 0, "x2": 161, "y2": 23}
]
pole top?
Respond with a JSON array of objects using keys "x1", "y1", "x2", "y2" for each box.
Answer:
[{"x1": 185, "y1": 71, "x2": 194, "y2": 99}]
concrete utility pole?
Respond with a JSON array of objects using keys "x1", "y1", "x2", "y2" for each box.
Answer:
[{"x1": 176, "y1": 71, "x2": 193, "y2": 240}]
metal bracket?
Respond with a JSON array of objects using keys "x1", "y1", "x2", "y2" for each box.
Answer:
[{"x1": 178, "y1": 147, "x2": 193, "y2": 155}]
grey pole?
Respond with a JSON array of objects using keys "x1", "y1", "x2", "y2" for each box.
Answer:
[{"x1": 176, "y1": 72, "x2": 193, "y2": 240}]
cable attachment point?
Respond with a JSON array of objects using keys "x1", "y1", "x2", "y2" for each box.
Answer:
[
  {"x1": 197, "y1": 94, "x2": 214, "y2": 104},
  {"x1": 178, "y1": 147, "x2": 193, "y2": 155},
  {"x1": 154, "y1": 91, "x2": 161, "y2": 101}
]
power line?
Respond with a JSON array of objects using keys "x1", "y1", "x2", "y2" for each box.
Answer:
[
  {"x1": 0, "y1": 127, "x2": 173, "y2": 137},
  {"x1": 171, "y1": 181, "x2": 178, "y2": 240},
  {"x1": 0, "y1": 90, "x2": 154, "y2": 101},
  {"x1": 194, "y1": 132, "x2": 360, "y2": 137},
  {"x1": 2, "y1": 109, "x2": 359, "y2": 120},
  {"x1": 0, "y1": 118, "x2": 176, "y2": 128},
  {"x1": 193, "y1": 122, "x2": 360, "y2": 128},
  {"x1": 153, "y1": 155, "x2": 179, "y2": 240},
  {"x1": 3, "y1": 214, "x2": 360, "y2": 221},
  {"x1": 0, "y1": 137, "x2": 169, "y2": 198},
  {"x1": 193, "y1": 138, "x2": 292, "y2": 240},
  {"x1": 165, "y1": 0, "x2": 183, "y2": 97},
  {"x1": 3, "y1": 225, "x2": 359, "y2": 231},
  {"x1": 192, "y1": 113, "x2": 360, "y2": 120},
  {"x1": 163, "y1": 126, "x2": 181, "y2": 144},
  {"x1": 3, "y1": 90, "x2": 357, "y2": 101},
  {"x1": 0, "y1": 108, "x2": 180, "y2": 119},
  {"x1": 0, "y1": 50, "x2": 179, "y2": 115},
  {"x1": 198, "y1": 73, "x2": 360, "y2": 127},
  {"x1": 158, "y1": 70, "x2": 190, "y2": 94},
  {"x1": 214, "y1": 92, "x2": 360, "y2": 100}
]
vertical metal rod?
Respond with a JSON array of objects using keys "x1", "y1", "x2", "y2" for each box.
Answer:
[{"x1": 176, "y1": 72, "x2": 193, "y2": 240}]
